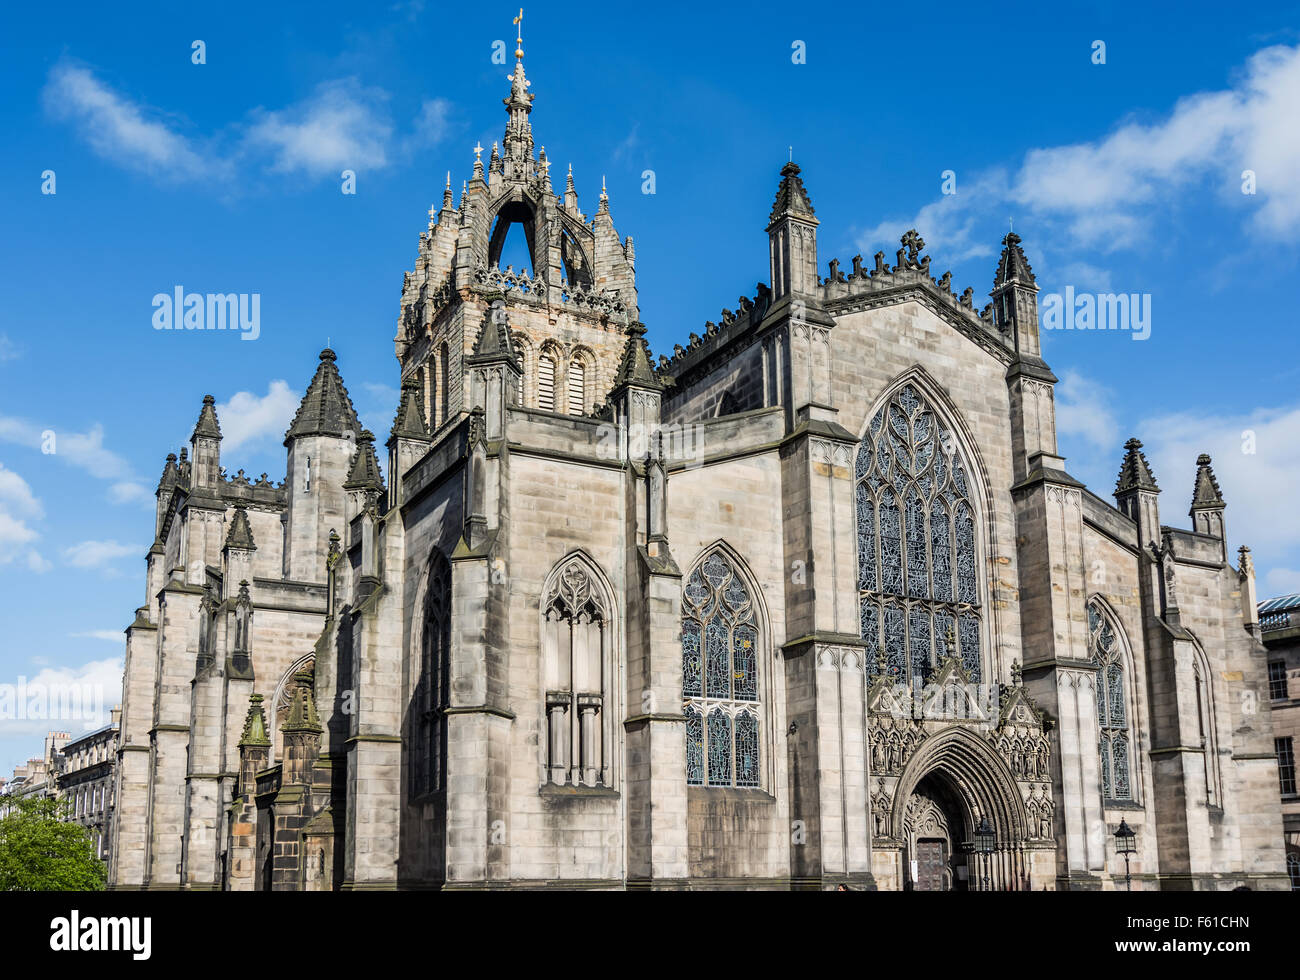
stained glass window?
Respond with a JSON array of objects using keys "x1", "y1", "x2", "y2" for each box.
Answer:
[
  {"x1": 1089, "y1": 600, "x2": 1133, "y2": 802},
  {"x1": 707, "y1": 708, "x2": 732, "y2": 785},
  {"x1": 855, "y1": 383, "x2": 982, "y2": 684},
  {"x1": 686, "y1": 706, "x2": 704, "y2": 786},
  {"x1": 682, "y1": 548, "x2": 762, "y2": 788},
  {"x1": 735, "y1": 711, "x2": 760, "y2": 787}
]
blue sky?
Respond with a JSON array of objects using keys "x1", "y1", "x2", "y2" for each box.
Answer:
[{"x1": 2, "y1": 0, "x2": 1300, "y2": 773}]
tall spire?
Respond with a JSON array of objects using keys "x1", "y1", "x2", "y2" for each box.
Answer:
[
  {"x1": 611, "y1": 321, "x2": 661, "y2": 390},
  {"x1": 389, "y1": 374, "x2": 430, "y2": 444},
  {"x1": 768, "y1": 161, "x2": 816, "y2": 227},
  {"x1": 344, "y1": 429, "x2": 385, "y2": 494},
  {"x1": 502, "y1": 9, "x2": 535, "y2": 168},
  {"x1": 993, "y1": 231, "x2": 1036, "y2": 289},
  {"x1": 1115, "y1": 438, "x2": 1159, "y2": 494},
  {"x1": 284, "y1": 348, "x2": 362, "y2": 446},
  {"x1": 1190, "y1": 453, "x2": 1224, "y2": 509},
  {"x1": 223, "y1": 503, "x2": 257, "y2": 551},
  {"x1": 156, "y1": 452, "x2": 179, "y2": 495},
  {"x1": 191, "y1": 395, "x2": 222, "y2": 441}
]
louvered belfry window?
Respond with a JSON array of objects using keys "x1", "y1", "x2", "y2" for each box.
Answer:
[
  {"x1": 538, "y1": 354, "x2": 556, "y2": 412},
  {"x1": 567, "y1": 360, "x2": 586, "y2": 416}
]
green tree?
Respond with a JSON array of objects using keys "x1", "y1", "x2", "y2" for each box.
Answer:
[{"x1": 0, "y1": 796, "x2": 106, "y2": 891}]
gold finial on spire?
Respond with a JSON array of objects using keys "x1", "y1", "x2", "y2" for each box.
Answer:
[{"x1": 513, "y1": 8, "x2": 524, "y2": 59}]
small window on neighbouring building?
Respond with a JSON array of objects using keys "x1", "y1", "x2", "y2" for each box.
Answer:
[
  {"x1": 1277, "y1": 736, "x2": 1297, "y2": 796},
  {"x1": 1269, "y1": 661, "x2": 1288, "y2": 701}
]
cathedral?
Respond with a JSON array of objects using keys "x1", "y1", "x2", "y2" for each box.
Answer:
[{"x1": 107, "y1": 38, "x2": 1289, "y2": 891}]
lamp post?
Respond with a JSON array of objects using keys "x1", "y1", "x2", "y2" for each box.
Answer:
[
  {"x1": 973, "y1": 816, "x2": 995, "y2": 891},
  {"x1": 1114, "y1": 818, "x2": 1136, "y2": 891}
]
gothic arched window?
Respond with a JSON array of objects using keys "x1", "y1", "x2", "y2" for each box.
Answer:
[
  {"x1": 1088, "y1": 601, "x2": 1133, "y2": 803},
  {"x1": 856, "y1": 383, "x2": 982, "y2": 684},
  {"x1": 542, "y1": 554, "x2": 611, "y2": 787},
  {"x1": 682, "y1": 548, "x2": 761, "y2": 788},
  {"x1": 412, "y1": 550, "x2": 451, "y2": 797}
]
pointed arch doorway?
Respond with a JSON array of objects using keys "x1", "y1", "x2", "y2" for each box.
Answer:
[
  {"x1": 904, "y1": 772, "x2": 970, "y2": 891},
  {"x1": 884, "y1": 726, "x2": 1033, "y2": 891}
]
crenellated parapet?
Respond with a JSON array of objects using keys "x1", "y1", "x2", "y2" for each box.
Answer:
[
  {"x1": 818, "y1": 230, "x2": 1011, "y2": 361},
  {"x1": 655, "y1": 283, "x2": 773, "y2": 390}
]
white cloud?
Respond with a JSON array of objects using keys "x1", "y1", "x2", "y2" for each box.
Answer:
[
  {"x1": 1054, "y1": 370, "x2": 1121, "y2": 460},
  {"x1": 0, "y1": 512, "x2": 38, "y2": 551},
  {"x1": 69, "y1": 630, "x2": 124, "y2": 643},
  {"x1": 1264, "y1": 567, "x2": 1300, "y2": 596},
  {"x1": 0, "y1": 464, "x2": 49, "y2": 573},
  {"x1": 45, "y1": 61, "x2": 454, "y2": 187},
  {"x1": 1012, "y1": 44, "x2": 1300, "y2": 243},
  {"x1": 42, "y1": 62, "x2": 221, "y2": 182},
  {"x1": 362, "y1": 381, "x2": 399, "y2": 405},
  {"x1": 0, "y1": 415, "x2": 135, "y2": 483},
  {"x1": 108, "y1": 480, "x2": 152, "y2": 506},
  {"x1": 1055, "y1": 374, "x2": 1300, "y2": 587},
  {"x1": 1139, "y1": 405, "x2": 1300, "y2": 568},
  {"x1": 217, "y1": 380, "x2": 300, "y2": 452},
  {"x1": 61, "y1": 539, "x2": 139, "y2": 570},
  {"x1": 246, "y1": 79, "x2": 394, "y2": 177},
  {"x1": 857, "y1": 43, "x2": 1300, "y2": 267},
  {"x1": 408, "y1": 98, "x2": 452, "y2": 151},
  {"x1": 0, "y1": 335, "x2": 19, "y2": 362},
  {"x1": 0, "y1": 463, "x2": 43, "y2": 519}
]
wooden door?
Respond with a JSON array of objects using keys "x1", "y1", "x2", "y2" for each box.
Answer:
[{"x1": 915, "y1": 838, "x2": 948, "y2": 891}]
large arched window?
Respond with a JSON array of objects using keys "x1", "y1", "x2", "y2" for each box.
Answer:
[
  {"x1": 1088, "y1": 601, "x2": 1133, "y2": 803},
  {"x1": 856, "y1": 382, "x2": 981, "y2": 684},
  {"x1": 682, "y1": 548, "x2": 761, "y2": 788},
  {"x1": 412, "y1": 550, "x2": 451, "y2": 797},
  {"x1": 542, "y1": 554, "x2": 611, "y2": 787}
]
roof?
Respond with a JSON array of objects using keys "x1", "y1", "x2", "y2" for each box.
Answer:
[
  {"x1": 1258, "y1": 593, "x2": 1300, "y2": 615},
  {"x1": 768, "y1": 161, "x2": 816, "y2": 226},
  {"x1": 284, "y1": 348, "x2": 362, "y2": 445}
]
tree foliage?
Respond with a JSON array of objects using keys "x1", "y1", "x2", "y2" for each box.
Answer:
[{"x1": 0, "y1": 796, "x2": 107, "y2": 891}]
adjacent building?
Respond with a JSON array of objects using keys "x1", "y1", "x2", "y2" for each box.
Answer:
[
  {"x1": 56, "y1": 709, "x2": 121, "y2": 862},
  {"x1": 1260, "y1": 593, "x2": 1300, "y2": 888}
]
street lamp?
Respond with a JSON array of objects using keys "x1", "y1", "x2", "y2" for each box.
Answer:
[
  {"x1": 973, "y1": 816, "x2": 995, "y2": 891},
  {"x1": 1114, "y1": 819, "x2": 1136, "y2": 891}
]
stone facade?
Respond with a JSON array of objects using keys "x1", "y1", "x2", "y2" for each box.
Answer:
[{"x1": 107, "y1": 43, "x2": 1289, "y2": 891}]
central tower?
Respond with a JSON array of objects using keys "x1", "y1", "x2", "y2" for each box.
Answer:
[{"x1": 394, "y1": 21, "x2": 640, "y2": 432}]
